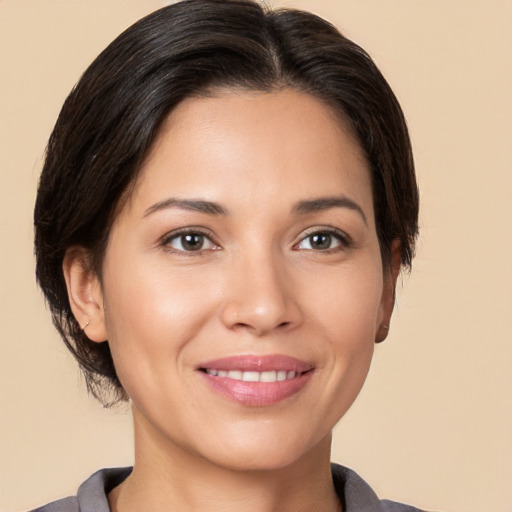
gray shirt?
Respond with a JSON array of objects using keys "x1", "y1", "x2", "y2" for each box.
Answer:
[{"x1": 29, "y1": 464, "x2": 432, "y2": 512}]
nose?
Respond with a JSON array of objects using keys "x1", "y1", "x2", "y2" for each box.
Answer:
[{"x1": 220, "y1": 250, "x2": 303, "y2": 337}]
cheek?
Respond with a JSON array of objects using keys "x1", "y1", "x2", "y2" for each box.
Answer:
[
  {"x1": 101, "y1": 257, "x2": 220, "y2": 390},
  {"x1": 304, "y1": 257, "x2": 383, "y2": 392},
  {"x1": 305, "y1": 259, "x2": 384, "y2": 342}
]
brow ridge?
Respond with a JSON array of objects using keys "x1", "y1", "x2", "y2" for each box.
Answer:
[
  {"x1": 143, "y1": 198, "x2": 228, "y2": 217},
  {"x1": 293, "y1": 195, "x2": 367, "y2": 225}
]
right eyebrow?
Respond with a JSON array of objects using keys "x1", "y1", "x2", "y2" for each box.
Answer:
[{"x1": 143, "y1": 198, "x2": 228, "y2": 217}]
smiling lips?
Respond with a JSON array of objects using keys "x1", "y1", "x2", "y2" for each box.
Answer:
[
  {"x1": 198, "y1": 355, "x2": 314, "y2": 407},
  {"x1": 205, "y1": 369, "x2": 300, "y2": 382}
]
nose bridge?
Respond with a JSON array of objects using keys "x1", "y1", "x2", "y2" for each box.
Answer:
[{"x1": 221, "y1": 241, "x2": 300, "y2": 335}]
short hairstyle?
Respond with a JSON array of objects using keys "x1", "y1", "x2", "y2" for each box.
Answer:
[{"x1": 34, "y1": 0, "x2": 419, "y2": 406}]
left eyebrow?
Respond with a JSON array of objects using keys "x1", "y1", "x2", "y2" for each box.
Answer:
[
  {"x1": 292, "y1": 195, "x2": 368, "y2": 226},
  {"x1": 143, "y1": 198, "x2": 228, "y2": 217}
]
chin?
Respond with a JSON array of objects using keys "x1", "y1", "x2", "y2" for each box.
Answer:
[{"x1": 197, "y1": 428, "x2": 331, "y2": 473}]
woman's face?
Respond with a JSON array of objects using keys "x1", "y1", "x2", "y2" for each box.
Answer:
[{"x1": 92, "y1": 90, "x2": 396, "y2": 470}]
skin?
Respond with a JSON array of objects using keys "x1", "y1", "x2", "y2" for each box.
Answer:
[{"x1": 64, "y1": 89, "x2": 400, "y2": 512}]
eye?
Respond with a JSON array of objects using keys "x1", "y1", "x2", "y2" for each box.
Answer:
[
  {"x1": 295, "y1": 229, "x2": 349, "y2": 251},
  {"x1": 163, "y1": 230, "x2": 218, "y2": 253}
]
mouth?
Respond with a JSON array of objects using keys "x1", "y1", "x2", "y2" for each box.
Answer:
[
  {"x1": 201, "y1": 368, "x2": 306, "y2": 382},
  {"x1": 197, "y1": 355, "x2": 314, "y2": 407}
]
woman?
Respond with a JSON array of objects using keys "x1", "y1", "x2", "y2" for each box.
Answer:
[{"x1": 33, "y1": 0, "x2": 422, "y2": 510}]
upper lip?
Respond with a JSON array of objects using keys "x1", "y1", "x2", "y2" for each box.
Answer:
[{"x1": 198, "y1": 355, "x2": 313, "y2": 373}]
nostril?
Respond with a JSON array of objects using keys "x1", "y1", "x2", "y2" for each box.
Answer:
[
  {"x1": 220, "y1": 298, "x2": 302, "y2": 336},
  {"x1": 232, "y1": 321, "x2": 251, "y2": 330}
]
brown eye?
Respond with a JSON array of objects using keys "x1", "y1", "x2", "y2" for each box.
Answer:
[
  {"x1": 309, "y1": 233, "x2": 332, "y2": 250},
  {"x1": 165, "y1": 232, "x2": 217, "y2": 252},
  {"x1": 180, "y1": 234, "x2": 204, "y2": 251},
  {"x1": 296, "y1": 230, "x2": 348, "y2": 251}
]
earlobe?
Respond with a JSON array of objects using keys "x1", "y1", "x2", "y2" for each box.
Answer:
[
  {"x1": 376, "y1": 240, "x2": 402, "y2": 344},
  {"x1": 62, "y1": 247, "x2": 108, "y2": 342}
]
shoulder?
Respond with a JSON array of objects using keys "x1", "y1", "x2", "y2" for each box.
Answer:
[
  {"x1": 27, "y1": 467, "x2": 132, "y2": 512},
  {"x1": 331, "y1": 463, "x2": 436, "y2": 512},
  {"x1": 29, "y1": 464, "x2": 434, "y2": 511}
]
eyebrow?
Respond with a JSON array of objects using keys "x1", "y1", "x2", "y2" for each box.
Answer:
[
  {"x1": 293, "y1": 195, "x2": 368, "y2": 225},
  {"x1": 143, "y1": 198, "x2": 228, "y2": 217},
  {"x1": 143, "y1": 194, "x2": 367, "y2": 224}
]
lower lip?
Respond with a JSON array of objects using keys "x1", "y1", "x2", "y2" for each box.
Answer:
[{"x1": 199, "y1": 371, "x2": 313, "y2": 407}]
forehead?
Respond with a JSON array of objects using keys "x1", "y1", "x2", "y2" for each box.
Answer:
[{"x1": 126, "y1": 89, "x2": 373, "y2": 219}]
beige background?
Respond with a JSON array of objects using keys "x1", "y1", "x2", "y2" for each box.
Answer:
[{"x1": 1, "y1": 0, "x2": 511, "y2": 511}]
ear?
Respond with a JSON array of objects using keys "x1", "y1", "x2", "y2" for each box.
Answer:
[
  {"x1": 62, "y1": 247, "x2": 108, "y2": 342},
  {"x1": 375, "y1": 240, "x2": 402, "y2": 343}
]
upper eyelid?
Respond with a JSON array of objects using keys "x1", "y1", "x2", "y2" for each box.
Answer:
[
  {"x1": 158, "y1": 225, "x2": 352, "y2": 249},
  {"x1": 290, "y1": 228, "x2": 353, "y2": 255},
  {"x1": 160, "y1": 226, "x2": 219, "y2": 246},
  {"x1": 295, "y1": 226, "x2": 352, "y2": 244}
]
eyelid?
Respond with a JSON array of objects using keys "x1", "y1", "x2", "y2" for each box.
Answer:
[
  {"x1": 293, "y1": 226, "x2": 352, "y2": 250},
  {"x1": 160, "y1": 226, "x2": 220, "y2": 253}
]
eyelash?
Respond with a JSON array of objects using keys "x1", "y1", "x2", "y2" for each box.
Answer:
[
  {"x1": 293, "y1": 227, "x2": 352, "y2": 253},
  {"x1": 160, "y1": 227, "x2": 219, "y2": 255},
  {"x1": 160, "y1": 226, "x2": 352, "y2": 255}
]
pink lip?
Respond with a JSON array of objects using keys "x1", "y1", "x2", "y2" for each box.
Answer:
[
  {"x1": 197, "y1": 355, "x2": 314, "y2": 407},
  {"x1": 199, "y1": 354, "x2": 313, "y2": 373}
]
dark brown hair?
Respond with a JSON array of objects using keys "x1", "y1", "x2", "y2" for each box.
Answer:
[{"x1": 34, "y1": 0, "x2": 419, "y2": 406}]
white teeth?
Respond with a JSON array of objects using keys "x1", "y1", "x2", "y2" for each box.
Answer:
[
  {"x1": 242, "y1": 371, "x2": 260, "y2": 382},
  {"x1": 205, "y1": 369, "x2": 300, "y2": 382},
  {"x1": 260, "y1": 370, "x2": 277, "y2": 382}
]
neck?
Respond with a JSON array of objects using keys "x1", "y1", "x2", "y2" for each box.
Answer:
[{"x1": 109, "y1": 407, "x2": 341, "y2": 512}]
